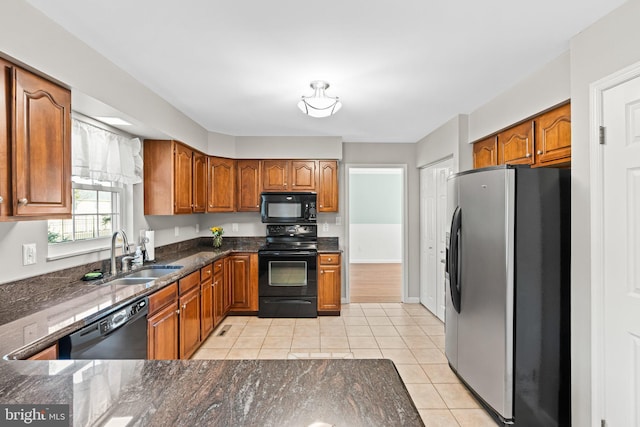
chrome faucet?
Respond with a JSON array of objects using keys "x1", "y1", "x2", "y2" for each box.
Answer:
[{"x1": 110, "y1": 230, "x2": 130, "y2": 275}]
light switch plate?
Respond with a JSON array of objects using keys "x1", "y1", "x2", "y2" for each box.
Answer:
[{"x1": 22, "y1": 243, "x2": 36, "y2": 265}]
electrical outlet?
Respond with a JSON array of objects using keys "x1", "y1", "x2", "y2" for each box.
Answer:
[
  {"x1": 232, "y1": 223, "x2": 239, "y2": 232},
  {"x1": 195, "y1": 224, "x2": 200, "y2": 233},
  {"x1": 174, "y1": 226, "x2": 180, "y2": 237},
  {"x1": 323, "y1": 222, "x2": 329, "y2": 232},
  {"x1": 335, "y1": 216, "x2": 342, "y2": 226},
  {"x1": 22, "y1": 243, "x2": 36, "y2": 265}
]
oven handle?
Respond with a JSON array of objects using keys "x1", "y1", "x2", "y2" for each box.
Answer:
[
  {"x1": 259, "y1": 251, "x2": 317, "y2": 256},
  {"x1": 262, "y1": 299, "x2": 313, "y2": 305}
]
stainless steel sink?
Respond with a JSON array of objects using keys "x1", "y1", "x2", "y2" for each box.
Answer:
[
  {"x1": 106, "y1": 277, "x2": 155, "y2": 286},
  {"x1": 124, "y1": 266, "x2": 183, "y2": 279}
]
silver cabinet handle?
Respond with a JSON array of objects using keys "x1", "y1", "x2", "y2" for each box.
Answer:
[
  {"x1": 440, "y1": 259, "x2": 446, "y2": 264},
  {"x1": 176, "y1": 309, "x2": 180, "y2": 315},
  {"x1": 319, "y1": 205, "x2": 323, "y2": 208},
  {"x1": 182, "y1": 304, "x2": 186, "y2": 310},
  {"x1": 537, "y1": 150, "x2": 543, "y2": 155},
  {"x1": 0, "y1": 196, "x2": 3, "y2": 203},
  {"x1": 327, "y1": 258, "x2": 332, "y2": 262},
  {"x1": 525, "y1": 153, "x2": 531, "y2": 158},
  {"x1": 18, "y1": 198, "x2": 28, "y2": 205}
]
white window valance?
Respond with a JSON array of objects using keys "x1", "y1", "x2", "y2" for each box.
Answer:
[{"x1": 72, "y1": 119, "x2": 143, "y2": 184}]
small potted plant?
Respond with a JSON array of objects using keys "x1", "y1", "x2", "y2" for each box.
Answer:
[{"x1": 210, "y1": 226, "x2": 224, "y2": 248}]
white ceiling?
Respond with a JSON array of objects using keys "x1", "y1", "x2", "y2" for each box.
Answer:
[{"x1": 26, "y1": 0, "x2": 625, "y2": 143}]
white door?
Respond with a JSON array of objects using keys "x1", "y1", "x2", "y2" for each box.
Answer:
[
  {"x1": 420, "y1": 167, "x2": 437, "y2": 312},
  {"x1": 601, "y1": 73, "x2": 640, "y2": 426},
  {"x1": 419, "y1": 158, "x2": 453, "y2": 320},
  {"x1": 435, "y1": 162, "x2": 452, "y2": 319}
]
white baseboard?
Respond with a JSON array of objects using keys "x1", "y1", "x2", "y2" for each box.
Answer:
[{"x1": 404, "y1": 297, "x2": 420, "y2": 304}]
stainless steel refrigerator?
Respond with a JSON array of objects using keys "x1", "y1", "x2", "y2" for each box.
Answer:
[{"x1": 444, "y1": 165, "x2": 571, "y2": 426}]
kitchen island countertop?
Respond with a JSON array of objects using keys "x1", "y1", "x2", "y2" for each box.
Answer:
[{"x1": 0, "y1": 358, "x2": 424, "y2": 427}]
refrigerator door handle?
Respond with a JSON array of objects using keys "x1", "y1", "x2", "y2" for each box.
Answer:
[{"x1": 448, "y1": 206, "x2": 462, "y2": 313}]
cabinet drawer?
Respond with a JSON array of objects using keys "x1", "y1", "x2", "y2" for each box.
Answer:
[
  {"x1": 178, "y1": 271, "x2": 200, "y2": 295},
  {"x1": 319, "y1": 254, "x2": 340, "y2": 265},
  {"x1": 148, "y1": 282, "x2": 178, "y2": 315},
  {"x1": 214, "y1": 259, "x2": 224, "y2": 274},
  {"x1": 200, "y1": 263, "x2": 213, "y2": 281}
]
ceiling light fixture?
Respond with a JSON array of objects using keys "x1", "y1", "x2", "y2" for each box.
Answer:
[{"x1": 297, "y1": 80, "x2": 342, "y2": 118}]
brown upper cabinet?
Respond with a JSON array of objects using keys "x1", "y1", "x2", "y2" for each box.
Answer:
[
  {"x1": 262, "y1": 160, "x2": 316, "y2": 191},
  {"x1": 472, "y1": 137, "x2": 498, "y2": 169},
  {"x1": 318, "y1": 160, "x2": 338, "y2": 212},
  {"x1": 1, "y1": 58, "x2": 71, "y2": 221},
  {"x1": 192, "y1": 151, "x2": 207, "y2": 213},
  {"x1": 498, "y1": 121, "x2": 535, "y2": 166},
  {"x1": 236, "y1": 159, "x2": 261, "y2": 211},
  {"x1": 535, "y1": 103, "x2": 571, "y2": 167},
  {"x1": 143, "y1": 140, "x2": 207, "y2": 215},
  {"x1": 473, "y1": 101, "x2": 571, "y2": 169},
  {"x1": 207, "y1": 156, "x2": 236, "y2": 212}
]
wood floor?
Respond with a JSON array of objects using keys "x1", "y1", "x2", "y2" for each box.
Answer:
[{"x1": 349, "y1": 263, "x2": 402, "y2": 303}]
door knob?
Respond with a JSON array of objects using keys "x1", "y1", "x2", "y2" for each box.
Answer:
[
  {"x1": 18, "y1": 198, "x2": 28, "y2": 205},
  {"x1": 525, "y1": 153, "x2": 531, "y2": 158},
  {"x1": 537, "y1": 150, "x2": 543, "y2": 155}
]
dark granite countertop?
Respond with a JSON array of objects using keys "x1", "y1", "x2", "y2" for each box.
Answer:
[
  {"x1": 0, "y1": 358, "x2": 423, "y2": 426},
  {"x1": 0, "y1": 237, "x2": 342, "y2": 359}
]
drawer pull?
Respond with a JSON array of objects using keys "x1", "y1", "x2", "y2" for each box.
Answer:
[{"x1": 18, "y1": 198, "x2": 28, "y2": 205}]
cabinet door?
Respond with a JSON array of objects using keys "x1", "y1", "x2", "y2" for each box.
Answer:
[
  {"x1": 147, "y1": 302, "x2": 179, "y2": 360},
  {"x1": 535, "y1": 103, "x2": 571, "y2": 166},
  {"x1": 262, "y1": 160, "x2": 288, "y2": 191},
  {"x1": 229, "y1": 253, "x2": 258, "y2": 311},
  {"x1": 179, "y1": 287, "x2": 201, "y2": 359},
  {"x1": 473, "y1": 137, "x2": 498, "y2": 169},
  {"x1": 318, "y1": 264, "x2": 341, "y2": 312},
  {"x1": 236, "y1": 160, "x2": 261, "y2": 211},
  {"x1": 0, "y1": 59, "x2": 11, "y2": 219},
  {"x1": 318, "y1": 160, "x2": 338, "y2": 212},
  {"x1": 208, "y1": 157, "x2": 236, "y2": 212},
  {"x1": 192, "y1": 151, "x2": 207, "y2": 213},
  {"x1": 14, "y1": 67, "x2": 71, "y2": 218},
  {"x1": 223, "y1": 257, "x2": 233, "y2": 314},
  {"x1": 213, "y1": 273, "x2": 224, "y2": 327},
  {"x1": 174, "y1": 143, "x2": 193, "y2": 214},
  {"x1": 290, "y1": 160, "x2": 316, "y2": 191},
  {"x1": 498, "y1": 121, "x2": 534, "y2": 165},
  {"x1": 200, "y1": 279, "x2": 214, "y2": 340}
]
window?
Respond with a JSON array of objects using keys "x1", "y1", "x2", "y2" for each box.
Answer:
[{"x1": 48, "y1": 177, "x2": 123, "y2": 244}]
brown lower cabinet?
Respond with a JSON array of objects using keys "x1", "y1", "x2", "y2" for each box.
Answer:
[
  {"x1": 228, "y1": 253, "x2": 259, "y2": 312},
  {"x1": 200, "y1": 264, "x2": 214, "y2": 341},
  {"x1": 28, "y1": 343, "x2": 58, "y2": 360},
  {"x1": 318, "y1": 253, "x2": 342, "y2": 315},
  {"x1": 178, "y1": 271, "x2": 201, "y2": 359},
  {"x1": 147, "y1": 282, "x2": 179, "y2": 360}
]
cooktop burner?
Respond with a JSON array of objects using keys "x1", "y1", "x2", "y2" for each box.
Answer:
[{"x1": 260, "y1": 224, "x2": 318, "y2": 252}]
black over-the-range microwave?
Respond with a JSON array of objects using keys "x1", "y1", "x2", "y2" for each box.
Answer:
[{"x1": 260, "y1": 192, "x2": 317, "y2": 223}]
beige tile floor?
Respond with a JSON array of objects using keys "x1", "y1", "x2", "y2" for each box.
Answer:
[{"x1": 192, "y1": 302, "x2": 497, "y2": 427}]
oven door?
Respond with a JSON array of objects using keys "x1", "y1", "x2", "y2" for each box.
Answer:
[{"x1": 258, "y1": 251, "x2": 317, "y2": 297}]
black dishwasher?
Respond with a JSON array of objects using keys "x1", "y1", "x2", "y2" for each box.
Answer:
[{"x1": 58, "y1": 296, "x2": 149, "y2": 359}]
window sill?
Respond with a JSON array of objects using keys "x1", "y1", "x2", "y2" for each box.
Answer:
[{"x1": 47, "y1": 239, "x2": 112, "y2": 262}]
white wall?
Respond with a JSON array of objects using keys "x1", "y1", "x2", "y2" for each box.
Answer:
[
  {"x1": 349, "y1": 224, "x2": 402, "y2": 263},
  {"x1": 569, "y1": 0, "x2": 640, "y2": 424},
  {"x1": 468, "y1": 51, "x2": 571, "y2": 142},
  {"x1": 234, "y1": 136, "x2": 342, "y2": 159},
  {"x1": 416, "y1": 114, "x2": 472, "y2": 172}
]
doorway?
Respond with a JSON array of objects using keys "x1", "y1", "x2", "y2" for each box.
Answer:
[
  {"x1": 346, "y1": 166, "x2": 406, "y2": 303},
  {"x1": 419, "y1": 158, "x2": 453, "y2": 320}
]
